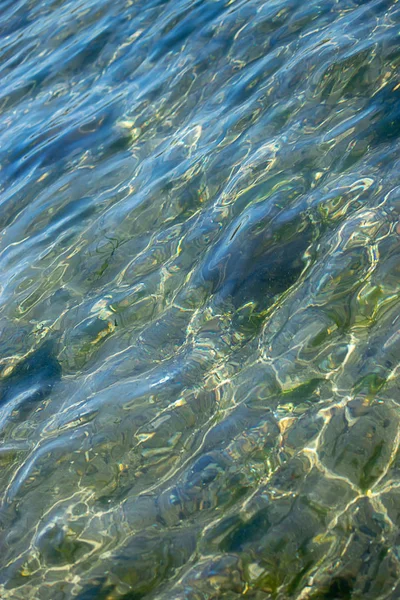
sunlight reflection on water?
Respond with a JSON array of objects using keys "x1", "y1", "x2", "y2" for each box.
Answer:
[{"x1": 0, "y1": 0, "x2": 400, "y2": 598}]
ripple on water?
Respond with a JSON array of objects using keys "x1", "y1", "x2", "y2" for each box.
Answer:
[{"x1": 0, "y1": 0, "x2": 400, "y2": 598}]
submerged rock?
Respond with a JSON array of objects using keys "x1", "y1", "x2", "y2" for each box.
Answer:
[{"x1": 0, "y1": 340, "x2": 61, "y2": 423}]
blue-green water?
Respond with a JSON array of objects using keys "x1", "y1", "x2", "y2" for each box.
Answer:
[{"x1": 1, "y1": 0, "x2": 400, "y2": 598}]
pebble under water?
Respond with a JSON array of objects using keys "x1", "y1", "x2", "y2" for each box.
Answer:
[{"x1": 1, "y1": 0, "x2": 400, "y2": 598}]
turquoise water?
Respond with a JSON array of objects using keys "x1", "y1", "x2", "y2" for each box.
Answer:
[{"x1": 0, "y1": 0, "x2": 400, "y2": 598}]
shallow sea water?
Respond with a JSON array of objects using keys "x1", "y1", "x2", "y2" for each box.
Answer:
[{"x1": 0, "y1": 0, "x2": 400, "y2": 598}]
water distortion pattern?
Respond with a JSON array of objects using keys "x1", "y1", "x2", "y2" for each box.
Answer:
[{"x1": 0, "y1": 0, "x2": 400, "y2": 598}]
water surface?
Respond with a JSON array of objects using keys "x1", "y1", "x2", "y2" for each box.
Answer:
[{"x1": 1, "y1": 0, "x2": 400, "y2": 598}]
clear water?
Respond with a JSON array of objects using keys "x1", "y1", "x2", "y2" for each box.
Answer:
[{"x1": 0, "y1": 0, "x2": 400, "y2": 598}]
